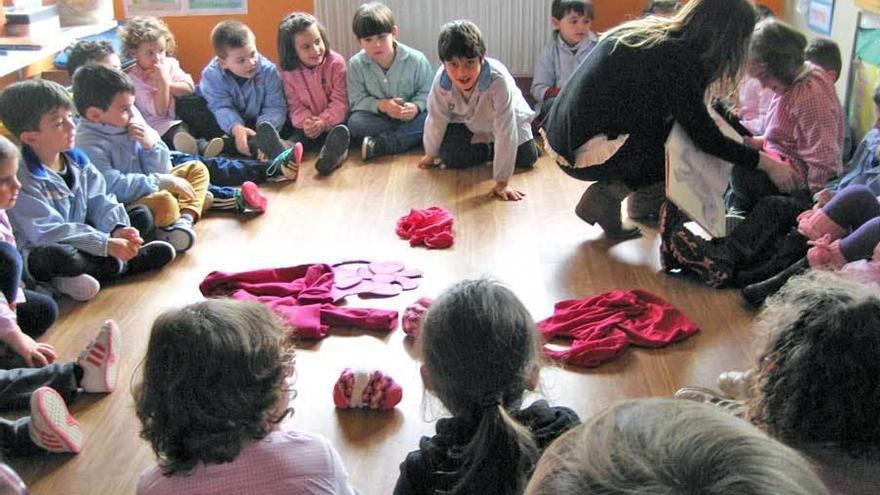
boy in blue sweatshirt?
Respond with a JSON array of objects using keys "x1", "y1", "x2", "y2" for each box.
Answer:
[
  {"x1": 0, "y1": 79, "x2": 175, "y2": 288},
  {"x1": 347, "y1": 2, "x2": 434, "y2": 161},
  {"x1": 74, "y1": 64, "x2": 207, "y2": 253},
  {"x1": 179, "y1": 20, "x2": 301, "y2": 170}
]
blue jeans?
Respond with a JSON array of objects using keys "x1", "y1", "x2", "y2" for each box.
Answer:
[
  {"x1": 170, "y1": 152, "x2": 270, "y2": 187},
  {"x1": 0, "y1": 242, "x2": 57, "y2": 338},
  {"x1": 347, "y1": 110, "x2": 426, "y2": 155}
]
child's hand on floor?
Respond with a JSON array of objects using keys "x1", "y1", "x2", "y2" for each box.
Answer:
[
  {"x1": 418, "y1": 155, "x2": 438, "y2": 169},
  {"x1": 158, "y1": 174, "x2": 196, "y2": 201},
  {"x1": 231, "y1": 124, "x2": 255, "y2": 156},
  {"x1": 489, "y1": 181, "x2": 525, "y2": 201},
  {"x1": 1, "y1": 329, "x2": 56, "y2": 367}
]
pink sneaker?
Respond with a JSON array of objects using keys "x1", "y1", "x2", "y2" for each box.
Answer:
[
  {"x1": 29, "y1": 387, "x2": 83, "y2": 453},
  {"x1": 797, "y1": 208, "x2": 846, "y2": 241},
  {"x1": 76, "y1": 320, "x2": 120, "y2": 393},
  {"x1": 807, "y1": 235, "x2": 848, "y2": 270},
  {"x1": 240, "y1": 181, "x2": 267, "y2": 213},
  {"x1": 333, "y1": 368, "x2": 402, "y2": 410}
]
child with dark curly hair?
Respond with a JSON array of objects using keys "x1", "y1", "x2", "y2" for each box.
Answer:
[
  {"x1": 134, "y1": 299, "x2": 356, "y2": 495},
  {"x1": 676, "y1": 271, "x2": 880, "y2": 493}
]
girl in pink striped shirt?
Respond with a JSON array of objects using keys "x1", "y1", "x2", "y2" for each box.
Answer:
[
  {"x1": 135, "y1": 299, "x2": 356, "y2": 495},
  {"x1": 727, "y1": 19, "x2": 844, "y2": 214},
  {"x1": 278, "y1": 13, "x2": 351, "y2": 176}
]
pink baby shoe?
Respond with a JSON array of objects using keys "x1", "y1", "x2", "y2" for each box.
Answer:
[
  {"x1": 333, "y1": 368, "x2": 402, "y2": 410},
  {"x1": 402, "y1": 297, "x2": 434, "y2": 338}
]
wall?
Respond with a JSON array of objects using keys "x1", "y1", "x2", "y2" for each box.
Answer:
[
  {"x1": 111, "y1": 0, "x2": 314, "y2": 80},
  {"x1": 784, "y1": 0, "x2": 859, "y2": 102}
]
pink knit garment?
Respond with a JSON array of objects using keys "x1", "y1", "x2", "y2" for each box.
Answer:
[
  {"x1": 333, "y1": 368, "x2": 402, "y2": 410},
  {"x1": 395, "y1": 207, "x2": 454, "y2": 249},
  {"x1": 402, "y1": 297, "x2": 434, "y2": 337}
]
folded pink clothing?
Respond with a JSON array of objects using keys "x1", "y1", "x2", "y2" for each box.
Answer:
[
  {"x1": 537, "y1": 290, "x2": 699, "y2": 367},
  {"x1": 402, "y1": 297, "x2": 434, "y2": 338},
  {"x1": 200, "y1": 264, "x2": 398, "y2": 339},
  {"x1": 396, "y1": 206, "x2": 454, "y2": 249}
]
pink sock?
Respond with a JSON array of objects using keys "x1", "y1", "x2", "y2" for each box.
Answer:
[
  {"x1": 798, "y1": 209, "x2": 846, "y2": 241},
  {"x1": 807, "y1": 235, "x2": 848, "y2": 270}
]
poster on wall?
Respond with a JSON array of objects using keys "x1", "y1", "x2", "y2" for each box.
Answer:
[
  {"x1": 807, "y1": 0, "x2": 834, "y2": 35},
  {"x1": 123, "y1": 0, "x2": 247, "y2": 16}
]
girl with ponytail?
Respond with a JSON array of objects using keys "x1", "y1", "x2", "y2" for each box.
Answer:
[{"x1": 394, "y1": 279, "x2": 580, "y2": 495}]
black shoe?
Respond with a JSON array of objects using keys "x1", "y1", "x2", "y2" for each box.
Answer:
[
  {"x1": 316, "y1": 125, "x2": 350, "y2": 175},
  {"x1": 741, "y1": 257, "x2": 808, "y2": 307},
  {"x1": 126, "y1": 241, "x2": 176, "y2": 275},
  {"x1": 256, "y1": 122, "x2": 287, "y2": 161},
  {"x1": 361, "y1": 136, "x2": 387, "y2": 161}
]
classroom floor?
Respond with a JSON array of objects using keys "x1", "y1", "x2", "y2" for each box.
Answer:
[{"x1": 13, "y1": 149, "x2": 759, "y2": 494}]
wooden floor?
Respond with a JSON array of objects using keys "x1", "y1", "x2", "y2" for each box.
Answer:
[{"x1": 14, "y1": 150, "x2": 759, "y2": 494}]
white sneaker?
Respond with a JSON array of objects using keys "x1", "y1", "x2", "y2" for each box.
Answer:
[
  {"x1": 76, "y1": 320, "x2": 120, "y2": 393},
  {"x1": 154, "y1": 217, "x2": 196, "y2": 253},
  {"x1": 200, "y1": 137, "x2": 224, "y2": 158},
  {"x1": 172, "y1": 131, "x2": 199, "y2": 155},
  {"x1": 50, "y1": 274, "x2": 100, "y2": 301},
  {"x1": 717, "y1": 370, "x2": 754, "y2": 400},
  {"x1": 29, "y1": 387, "x2": 84, "y2": 453}
]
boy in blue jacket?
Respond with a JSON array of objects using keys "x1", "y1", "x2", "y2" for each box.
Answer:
[
  {"x1": 74, "y1": 64, "x2": 207, "y2": 253},
  {"x1": 0, "y1": 79, "x2": 175, "y2": 287},
  {"x1": 179, "y1": 20, "x2": 301, "y2": 169}
]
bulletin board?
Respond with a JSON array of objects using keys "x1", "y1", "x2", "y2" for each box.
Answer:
[{"x1": 122, "y1": 0, "x2": 247, "y2": 16}]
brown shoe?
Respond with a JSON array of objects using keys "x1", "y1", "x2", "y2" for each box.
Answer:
[{"x1": 575, "y1": 181, "x2": 641, "y2": 239}]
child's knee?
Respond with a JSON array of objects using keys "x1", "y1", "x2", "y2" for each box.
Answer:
[{"x1": 147, "y1": 191, "x2": 181, "y2": 227}]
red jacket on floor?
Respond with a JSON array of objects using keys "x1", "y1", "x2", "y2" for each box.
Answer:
[{"x1": 537, "y1": 289, "x2": 699, "y2": 367}]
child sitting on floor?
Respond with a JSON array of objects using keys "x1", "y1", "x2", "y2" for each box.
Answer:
[
  {"x1": 394, "y1": 279, "x2": 580, "y2": 495},
  {"x1": 676, "y1": 271, "x2": 880, "y2": 493},
  {"x1": 525, "y1": 399, "x2": 827, "y2": 495},
  {"x1": 531, "y1": 1, "x2": 597, "y2": 128},
  {"x1": 278, "y1": 12, "x2": 351, "y2": 176},
  {"x1": 73, "y1": 64, "x2": 208, "y2": 253},
  {"x1": 180, "y1": 20, "x2": 302, "y2": 170},
  {"x1": 727, "y1": 20, "x2": 843, "y2": 214},
  {"x1": 64, "y1": 39, "x2": 271, "y2": 214},
  {"x1": 419, "y1": 20, "x2": 538, "y2": 201},
  {"x1": 135, "y1": 299, "x2": 356, "y2": 495},
  {"x1": 0, "y1": 79, "x2": 175, "y2": 288},
  {"x1": 1, "y1": 321, "x2": 120, "y2": 455},
  {"x1": 120, "y1": 16, "x2": 223, "y2": 157},
  {"x1": 347, "y1": 2, "x2": 433, "y2": 162}
]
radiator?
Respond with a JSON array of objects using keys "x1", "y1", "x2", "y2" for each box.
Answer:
[{"x1": 315, "y1": 0, "x2": 553, "y2": 76}]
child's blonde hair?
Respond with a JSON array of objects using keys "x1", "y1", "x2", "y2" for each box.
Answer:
[
  {"x1": 420, "y1": 278, "x2": 541, "y2": 494},
  {"x1": 120, "y1": 16, "x2": 177, "y2": 55},
  {"x1": 0, "y1": 135, "x2": 20, "y2": 163},
  {"x1": 133, "y1": 299, "x2": 295, "y2": 476},
  {"x1": 525, "y1": 398, "x2": 828, "y2": 495}
]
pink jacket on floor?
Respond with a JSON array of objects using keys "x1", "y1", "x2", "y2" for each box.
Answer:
[
  {"x1": 199, "y1": 263, "x2": 398, "y2": 339},
  {"x1": 281, "y1": 50, "x2": 348, "y2": 130}
]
